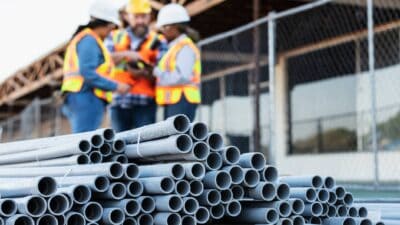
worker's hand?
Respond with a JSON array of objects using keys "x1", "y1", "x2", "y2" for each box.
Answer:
[
  {"x1": 122, "y1": 51, "x2": 142, "y2": 62},
  {"x1": 115, "y1": 83, "x2": 131, "y2": 94}
]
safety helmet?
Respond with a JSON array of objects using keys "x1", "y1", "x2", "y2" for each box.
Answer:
[
  {"x1": 156, "y1": 3, "x2": 190, "y2": 28},
  {"x1": 89, "y1": 0, "x2": 121, "y2": 26},
  {"x1": 126, "y1": 0, "x2": 152, "y2": 14}
]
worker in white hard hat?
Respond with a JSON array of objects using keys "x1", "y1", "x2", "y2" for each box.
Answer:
[
  {"x1": 105, "y1": 0, "x2": 167, "y2": 132},
  {"x1": 61, "y1": 0, "x2": 130, "y2": 133},
  {"x1": 154, "y1": 3, "x2": 201, "y2": 121}
]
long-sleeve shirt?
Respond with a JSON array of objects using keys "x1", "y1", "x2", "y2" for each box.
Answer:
[
  {"x1": 153, "y1": 34, "x2": 197, "y2": 86},
  {"x1": 77, "y1": 35, "x2": 117, "y2": 92}
]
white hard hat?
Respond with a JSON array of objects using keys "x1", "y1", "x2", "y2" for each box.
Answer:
[
  {"x1": 156, "y1": 3, "x2": 190, "y2": 28},
  {"x1": 89, "y1": 0, "x2": 121, "y2": 26}
]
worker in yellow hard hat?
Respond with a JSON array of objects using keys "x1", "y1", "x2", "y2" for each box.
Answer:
[{"x1": 105, "y1": 0, "x2": 167, "y2": 132}]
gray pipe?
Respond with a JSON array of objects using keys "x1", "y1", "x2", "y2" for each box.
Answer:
[
  {"x1": 348, "y1": 206, "x2": 358, "y2": 217},
  {"x1": 182, "y1": 197, "x2": 199, "y2": 215},
  {"x1": 188, "y1": 122, "x2": 209, "y2": 141},
  {"x1": 195, "y1": 207, "x2": 210, "y2": 224},
  {"x1": 59, "y1": 193, "x2": 74, "y2": 211},
  {"x1": 375, "y1": 222, "x2": 384, "y2": 225},
  {"x1": 242, "y1": 168, "x2": 260, "y2": 188},
  {"x1": 302, "y1": 202, "x2": 323, "y2": 217},
  {"x1": 126, "y1": 134, "x2": 192, "y2": 159},
  {"x1": 202, "y1": 170, "x2": 232, "y2": 190},
  {"x1": 231, "y1": 184, "x2": 245, "y2": 200},
  {"x1": 189, "y1": 180, "x2": 204, "y2": 197},
  {"x1": 358, "y1": 206, "x2": 368, "y2": 217},
  {"x1": 275, "y1": 182, "x2": 290, "y2": 201},
  {"x1": 333, "y1": 185, "x2": 346, "y2": 200},
  {"x1": 94, "y1": 182, "x2": 126, "y2": 200},
  {"x1": 323, "y1": 217, "x2": 356, "y2": 225},
  {"x1": 291, "y1": 215, "x2": 305, "y2": 225},
  {"x1": 13, "y1": 195, "x2": 47, "y2": 217},
  {"x1": 337, "y1": 205, "x2": 348, "y2": 217},
  {"x1": 80, "y1": 202, "x2": 103, "y2": 222},
  {"x1": 253, "y1": 201, "x2": 291, "y2": 217},
  {"x1": 323, "y1": 176, "x2": 336, "y2": 189},
  {"x1": 238, "y1": 153, "x2": 266, "y2": 171},
  {"x1": 174, "y1": 180, "x2": 190, "y2": 197},
  {"x1": 139, "y1": 163, "x2": 185, "y2": 180},
  {"x1": 0, "y1": 199, "x2": 16, "y2": 217},
  {"x1": 55, "y1": 175, "x2": 110, "y2": 192},
  {"x1": 289, "y1": 188, "x2": 317, "y2": 203},
  {"x1": 278, "y1": 218, "x2": 293, "y2": 225},
  {"x1": 55, "y1": 216, "x2": 64, "y2": 225},
  {"x1": 288, "y1": 198, "x2": 305, "y2": 215},
  {"x1": 207, "y1": 132, "x2": 224, "y2": 151},
  {"x1": 328, "y1": 191, "x2": 337, "y2": 204},
  {"x1": 205, "y1": 152, "x2": 223, "y2": 171},
  {"x1": 219, "y1": 146, "x2": 240, "y2": 165},
  {"x1": 182, "y1": 162, "x2": 205, "y2": 180},
  {"x1": 57, "y1": 185, "x2": 92, "y2": 204},
  {"x1": 310, "y1": 216, "x2": 322, "y2": 224},
  {"x1": 137, "y1": 196, "x2": 156, "y2": 214},
  {"x1": 0, "y1": 162, "x2": 123, "y2": 179},
  {"x1": 126, "y1": 180, "x2": 144, "y2": 197},
  {"x1": 36, "y1": 214, "x2": 57, "y2": 225},
  {"x1": 220, "y1": 189, "x2": 233, "y2": 203},
  {"x1": 237, "y1": 208, "x2": 279, "y2": 224},
  {"x1": 154, "y1": 213, "x2": 181, "y2": 225},
  {"x1": 317, "y1": 188, "x2": 329, "y2": 203},
  {"x1": 140, "y1": 177, "x2": 175, "y2": 194},
  {"x1": 0, "y1": 176, "x2": 56, "y2": 197},
  {"x1": 112, "y1": 139, "x2": 126, "y2": 154},
  {"x1": 123, "y1": 218, "x2": 136, "y2": 225},
  {"x1": 222, "y1": 165, "x2": 244, "y2": 185},
  {"x1": 381, "y1": 220, "x2": 398, "y2": 225},
  {"x1": 137, "y1": 214, "x2": 153, "y2": 225},
  {"x1": 102, "y1": 208, "x2": 125, "y2": 225},
  {"x1": 322, "y1": 203, "x2": 329, "y2": 216},
  {"x1": 279, "y1": 175, "x2": 323, "y2": 188},
  {"x1": 101, "y1": 199, "x2": 140, "y2": 217},
  {"x1": 353, "y1": 218, "x2": 373, "y2": 225},
  {"x1": 145, "y1": 141, "x2": 210, "y2": 162},
  {"x1": 5, "y1": 214, "x2": 34, "y2": 225},
  {"x1": 65, "y1": 212, "x2": 86, "y2": 225},
  {"x1": 342, "y1": 192, "x2": 354, "y2": 206},
  {"x1": 209, "y1": 204, "x2": 225, "y2": 219},
  {"x1": 245, "y1": 182, "x2": 276, "y2": 201},
  {"x1": 328, "y1": 205, "x2": 337, "y2": 217},
  {"x1": 116, "y1": 114, "x2": 190, "y2": 144},
  {"x1": 89, "y1": 151, "x2": 103, "y2": 164},
  {"x1": 122, "y1": 163, "x2": 139, "y2": 180},
  {"x1": 0, "y1": 154, "x2": 90, "y2": 168},
  {"x1": 107, "y1": 154, "x2": 128, "y2": 164},
  {"x1": 154, "y1": 195, "x2": 183, "y2": 212},
  {"x1": 181, "y1": 216, "x2": 196, "y2": 225},
  {"x1": 97, "y1": 143, "x2": 112, "y2": 157},
  {"x1": 198, "y1": 189, "x2": 221, "y2": 206},
  {"x1": 226, "y1": 200, "x2": 242, "y2": 217},
  {"x1": 260, "y1": 165, "x2": 278, "y2": 183},
  {"x1": 47, "y1": 193, "x2": 70, "y2": 215}
]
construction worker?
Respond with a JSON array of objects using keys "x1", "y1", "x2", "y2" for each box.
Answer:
[
  {"x1": 105, "y1": 0, "x2": 167, "y2": 132},
  {"x1": 61, "y1": 0, "x2": 131, "y2": 133},
  {"x1": 154, "y1": 3, "x2": 201, "y2": 121}
]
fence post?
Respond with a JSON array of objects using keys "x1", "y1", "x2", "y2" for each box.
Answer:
[
  {"x1": 268, "y1": 12, "x2": 276, "y2": 165},
  {"x1": 367, "y1": 0, "x2": 379, "y2": 189}
]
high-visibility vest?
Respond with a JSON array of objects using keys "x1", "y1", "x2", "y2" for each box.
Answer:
[
  {"x1": 61, "y1": 28, "x2": 114, "y2": 103},
  {"x1": 110, "y1": 29, "x2": 163, "y2": 98},
  {"x1": 156, "y1": 37, "x2": 201, "y2": 105}
]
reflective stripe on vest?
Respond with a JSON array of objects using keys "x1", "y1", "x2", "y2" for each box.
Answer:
[
  {"x1": 61, "y1": 28, "x2": 114, "y2": 103},
  {"x1": 156, "y1": 37, "x2": 201, "y2": 105}
]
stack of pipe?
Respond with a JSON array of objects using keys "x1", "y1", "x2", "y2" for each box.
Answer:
[{"x1": 0, "y1": 114, "x2": 384, "y2": 225}]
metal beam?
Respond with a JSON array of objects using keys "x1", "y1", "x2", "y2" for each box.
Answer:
[{"x1": 185, "y1": 0, "x2": 226, "y2": 17}]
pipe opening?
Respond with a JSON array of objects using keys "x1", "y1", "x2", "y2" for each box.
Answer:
[
  {"x1": 1, "y1": 200, "x2": 16, "y2": 216},
  {"x1": 79, "y1": 140, "x2": 91, "y2": 153},
  {"x1": 291, "y1": 199, "x2": 305, "y2": 215},
  {"x1": 263, "y1": 166, "x2": 278, "y2": 183},
  {"x1": 84, "y1": 202, "x2": 102, "y2": 222},
  {"x1": 311, "y1": 203, "x2": 323, "y2": 216},
  {"x1": 311, "y1": 176, "x2": 323, "y2": 188},
  {"x1": 77, "y1": 154, "x2": 90, "y2": 164},
  {"x1": 191, "y1": 163, "x2": 205, "y2": 179},
  {"x1": 195, "y1": 207, "x2": 209, "y2": 224},
  {"x1": 89, "y1": 151, "x2": 102, "y2": 163},
  {"x1": 278, "y1": 202, "x2": 291, "y2": 217},
  {"x1": 189, "y1": 180, "x2": 203, "y2": 196},
  {"x1": 110, "y1": 163, "x2": 124, "y2": 179},
  {"x1": 124, "y1": 218, "x2": 137, "y2": 225},
  {"x1": 322, "y1": 203, "x2": 328, "y2": 216},
  {"x1": 348, "y1": 207, "x2": 358, "y2": 217},
  {"x1": 111, "y1": 183, "x2": 126, "y2": 199},
  {"x1": 221, "y1": 189, "x2": 233, "y2": 203},
  {"x1": 100, "y1": 143, "x2": 112, "y2": 156},
  {"x1": 360, "y1": 219, "x2": 372, "y2": 225},
  {"x1": 276, "y1": 183, "x2": 290, "y2": 200},
  {"x1": 128, "y1": 181, "x2": 143, "y2": 197},
  {"x1": 175, "y1": 180, "x2": 190, "y2": 196},
  {"x1": 210, "y1": 205, "x2": 224, "y2": 219},
  {"x1": 227, "y1": 201, "x2": 241, "y2": 216},
  {"x1": 192, "y1": 142, "x2": 209, "y2": 160},
  {"x1": 126, "y1": 164, "x2": 139, "y2": 180},
  {"x1": 56, "y1": 216, "x2": 64, "y2": 225},
  {"x1": 207, "y1": 133, "x2": 223, "y2": 150},
  {"x1": 324, "y1": 176, "x2": 335, "y2": 189},
  {"x1": 335, "y1": 186, "x2": 346, "y2": 199},
  {"x1": 37, "y1": 215, "x2": 56, "y2": 225},
  {"x1": 279, "y1": 219, "x2": 292, "y2": 225},
  {"x1": 110, "y1": 209, "x2": 124, "y2": 224},
  {"x1": 310, "y1": 217, "x2": 322, "y2": 224},
  {"x1": 113, "y1": 140, "x2": 126, "y2": 153},
  {"x1": 225, "y1": 146, "x2": 240, "y2": 164},
  {"x1": 207, "y1": 190, "x2": 221, "y2": 205},
  {"x1": 138, "y1": 215, "x2": 153, "y2": 225},
  {"x1": 184, "y1": 198, "x2": 198, "y2": 214},
  {"x1": 328, "y1": 205, "x2": 336, "y2": 217},
  {"x1": 173, "y1": 115, "x2": 190, "y2": 133},
  {"x1": 48, "y1": 194, "x2": 69, "y2": 215},
  {"x1": 161, "y1": 177, "x2": 175, "y2": 193},
  {"x1": 251, "y1": 153, "x2": 266, "y2": 171},
  {"x1": 231, "y1": 185, "x2": 244, "y2": 200},
  {"x1": 114, "y1": 155, "x2": 128, "y2": 163},
  {"x1": 126, "y1": 200, "x2": 140, "y2": 216},
  {"x1": 343, "y1": 218, "x2": 356, "y2": 225},
  {"x1": 358, "y1": 206, "x2": 368, "y2": 217},
  {"x1": 265, "y1": 209, "x2": 279, "y2": 224},
  {"x1": 337, "y1": 205, "x2": 347, "y2": 217},
  {"x1": 192, "y1": 123, "x2": 208, "y2": 140},
  {"x1": 91, "y1": 135, "x2": 104, "y2": 148},
  {"x1": 318, "y1": 189, "x2": 329, "y2": 202},
  {"x1": 344, "y1": 193, "x2": 354, "y2": 205},
  {"x1": 262, "y1": 183, "x2": 276, "y2": 200},
  {"x1": 229, "y1": 166, "x2": 244, "y2": 184},
  {"x1": 141, "y1": 197, "x2": 155, "y2": 213},
  {"x1": 103, "y1": 129, "x2": 115, "y2": 142},
  {"x1": 182, "y1": 216, "x2": 195, "y2": 225},
  {"x1": 167, "y1": 213, "x2": 181, "y2": 225},
  {"x1": 169, "y1": 196, "x2": 183, "y2": 212},
  {"x1": 73, "y1": 185, "x2": 91, "y2": 204},
  {"x1": 95, "y1": 176, "x2": 110, "y2": 192},
  {"x1": 216, "y1": 171, "x2": 232, "y2": 190},
  {"x1": 292, "y1": 216, "x2": 305, "y2": 225},
  {"x1": 66, "y1": 213, "x2": 84, "y2": 225},
  {"x1": 172, "y1": 164, "x2": 185, "y2": 180},
  {"x1": 244, "y1": 169, "x2": 259, "y2": 187},
  {"x1": 14, "y1": 216, "x2": 33, "y2": 225},
  {"x1": 38, "y1": 177, "x2": 57, "y2": 197},
  {"x1": 176, "y1": 135, "x2": 192, "y2": 152},
  {"x1": 206, "y1": 153, "x2": 222, "y2": 170},
  {"x1": 305, "y1": 189, "x2": 317, "y2": 202},
  {"x1": 328, "y1": 191, "x2": 337, "y2": 204}
]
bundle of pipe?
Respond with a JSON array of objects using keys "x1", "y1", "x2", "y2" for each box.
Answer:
[{"x1": 0, "y1": 114, "x2": 382, "y2": 225}]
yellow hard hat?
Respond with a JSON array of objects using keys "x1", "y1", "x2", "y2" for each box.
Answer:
[{"x1": 126, "y1": 0, "x2": 152, "y2": 14}]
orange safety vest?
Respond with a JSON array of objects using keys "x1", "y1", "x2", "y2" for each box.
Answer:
[
  {"x1": 110, "y1": 29, "x2": 163, "y2": 98},
  {"x1": 156, "y1": 37, "x2": 201, "y2": 105},
  {"x1": 61, "y1": 28, "x2": 114, "y2": 103}
]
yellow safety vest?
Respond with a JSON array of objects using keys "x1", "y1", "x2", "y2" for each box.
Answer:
[
  {"x1": 61, "y1": 28, "x2": 114, "y2": 103},
  {"x1": 156, "y1": 37, "x2": 201, "y2": 105}
]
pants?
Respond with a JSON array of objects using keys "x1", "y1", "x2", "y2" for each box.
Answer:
[
  {"x1": 62, "y1": 92, "x2": 106, "y2": 133},
  {"x1": 110, "y1": 101, "x2": 157, "y2": 132},
  {"x1": 164, "y1": 97, "x2": 198, "y2": 121}
]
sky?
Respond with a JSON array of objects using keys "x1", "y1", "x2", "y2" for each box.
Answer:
[{"x1": 0, "y1": 0, "x2": 125, "y2": 82}]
